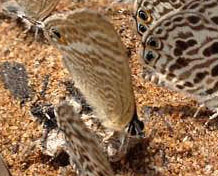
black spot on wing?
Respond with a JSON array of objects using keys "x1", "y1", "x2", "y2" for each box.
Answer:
[
  {"x1": 176, "y1": 85, "x2": 184, "y2": 89},
  {"x1": 211, "y1": 16, "x2": 218, "y2": 25},
  {"x1": 203, "y1": 42, "x2": 218, "y2": 57},
  {"x1": 206, "y1": 82, "x2": 218, "y2": 94},
  {"x1": 187, "y1": 15, "x2": 201, "y2": 24},
  {"x1": 211, "y1": 64, "x2": 218, "y2": 77},
  {"x1": 194, "y1": 72, "x2": 208, "y2": 83},
  {"x1": 184, "y1": 81, "x2": 194, "y2": 87}
]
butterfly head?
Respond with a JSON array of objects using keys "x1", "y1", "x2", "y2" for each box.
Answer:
[
  {"x1": 48, "y1": 27, "x2": 61, "y2": 41},
  {"x1": 44, "y1": 26, "x2": 68, "y2": 45}
]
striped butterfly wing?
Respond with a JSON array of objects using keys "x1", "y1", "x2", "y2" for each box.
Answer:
[
  {"x1": 141, "y1": 0, "x2": 218, "y2": 110},
  {"x1": 16, "y1": 0, "x2": 60, "y2": 21},
  {"x1": 44, "y1": 9, "x2": 135, "y2": 131},
  {"x1": 2, "y1": 0, "x2": 59, "y2": 22},
  {"x1": 56, "y1": 103, "x2": 114, "y2": 176}
]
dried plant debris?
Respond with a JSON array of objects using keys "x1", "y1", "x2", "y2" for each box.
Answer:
[
  {"x1": 30, "y1": 80, "x2": 92, "y2": 132},
  {"x1": 50, "y1": 149, "x2": 70, "y2": 167},
  {"x1": 29, "y1": 103, "x2": 70, "y2": 163},
  {"x1": 0, "y1": 61, "x2": 33, "y2": 102},
  {"x1": 30, "y1": 102, "x2": 57, "y2": 131},
  {"x1": 29, "y1": 81, "x2": 93, "y2": 160},
  {"x1": 39, "y1": 74, "x2": 50, "y2": 98}
]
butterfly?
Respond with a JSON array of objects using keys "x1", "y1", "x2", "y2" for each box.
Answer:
[
  {"x1": 56, "y1": 102, "x2": 114, "y2": 176},
  {"x1": 43, "y1": 9, "x2": 144, "y2": 136},
  {"x1": 141, "y1": 0, "x2": 218, "y2": 119}
]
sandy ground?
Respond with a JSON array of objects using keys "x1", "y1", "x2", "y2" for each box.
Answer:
[{"x1": 1, "y1": 0, "x2": 218, "y2": 176}]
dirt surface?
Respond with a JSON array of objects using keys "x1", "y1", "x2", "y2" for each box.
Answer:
[{"x1": 1, "y1": 1, "x2": 218, "y2": 176}]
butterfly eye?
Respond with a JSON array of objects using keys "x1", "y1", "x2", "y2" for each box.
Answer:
[
  {"x1": 138, "y1": 10, "x2": 148, "y2": 21},
  {"x1": 138, "y1": 24, "x2": 147, "y2": 33},
  {"x1": 50, "y1": 27, "x2": 61, "y2": 39},
  {"x1": 143, "y1": 50, "x2": 157, "y2": 63},
  {"x1": 147, "y1": 36, "x2": 160, "y2": 48}
]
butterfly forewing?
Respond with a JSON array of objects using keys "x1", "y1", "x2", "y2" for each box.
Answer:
[
  {"x1": 56, "y1": 103, "x2": 114, "y2": 176},
  {"x1": 44, "y1": 9, "x2": 136, "y2": 131},
  {"x1": 141, "y1": 0, "x2": 218, "y2": 110},
  {"x1": 2, "y1": 0, "x2": 59, "y2": 31},
  {"x1": 15, "y1": 0, "x2": 60, "y2": 20}
]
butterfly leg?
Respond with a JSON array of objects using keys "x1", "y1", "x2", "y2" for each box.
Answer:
[
  {"x1": 193, "y1": 104, "x2": 205, "y2": 118},
  {"x1": 102, "y1": 130, "x2": 128, "y2": 162},
  {"x1": 105, "y1": 130, "x2": 129, "y2": 162},
  {"x1": 142, "y1": 67, "x2": 166, "y2": 87},
  {"x1": 205, "y1": 108, "x2": 218, "y2": 126},
  {"x1": 128, "y1": 109, "x2": 145, "y2": 137},
  {"x1": 34, "y1": 27, "x2": 39, "y2": 40},
  {"x1": 108, "y1": 129, "x2": 145, "y2": 162},
  {"x1": 21, "y1": 17, "x2": 33, "y2": 33},
  {"x1": 105, "y1": 112, "x2": 145, "y2": 162},
  {"x1": 102, "y1": 131, "x2": 117, "y2": 143}
]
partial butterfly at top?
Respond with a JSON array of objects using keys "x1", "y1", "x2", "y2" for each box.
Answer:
[
  {"x1": 2, "y1": 0, "x2": 60, "y2": 35},
  {"x1": 134, "y1": 0, "x2": 187, "y2": 36},
  {"x1": 141, "y1": 0, "x2": 218, "y2": 119}
]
